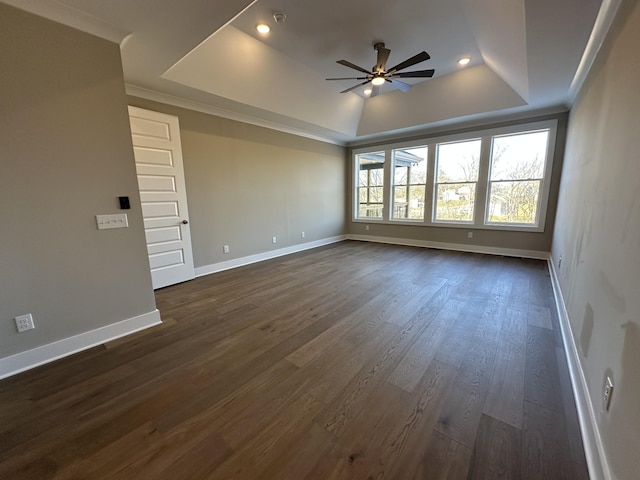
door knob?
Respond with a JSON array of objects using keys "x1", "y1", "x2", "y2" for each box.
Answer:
[{"x1": 182, "y1": 219, "x2": 189, "y2": 225}]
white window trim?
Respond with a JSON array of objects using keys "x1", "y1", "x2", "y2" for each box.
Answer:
[
  {"x1": 352, "y1": 119, "x2": 558, "y2": 232},
  {"x1": 390, "y1": 146, "x2": 429, "y2": 222}
]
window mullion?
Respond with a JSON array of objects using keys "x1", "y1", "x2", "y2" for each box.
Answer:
[
  {"x1": 475, "y1": 136, "x2": 491, "y2": 225},
  {"x1": 424, "y1": 143, "x2": 436, "y2": 224},
  {"x1": 382, "y1": 149, "x2": 392, "y2": 221}
]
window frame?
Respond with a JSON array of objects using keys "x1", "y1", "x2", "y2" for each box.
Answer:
[
  {"x1": 484, "y1": 128, "x2": 551, "y2": 228},
  {"x1": 390, "y1": 146, "x2": 429, "y2": 222},
  {"x1": 432, "y1": 138, "x2": 482, "y2": 225},
  {"x1": 351, "y1": 119, "x2": 558, "y2": 232},
  {"x1": 355, "y1": 151, "x2": 387, "y2": 220}
]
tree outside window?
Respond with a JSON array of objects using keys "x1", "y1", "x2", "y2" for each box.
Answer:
[
  {"x1": 487, "y1": 130, "x2": 549, "y2": 225},
  {"x1": 434, "y1": 139, "x2": 481, "y2": 222}
]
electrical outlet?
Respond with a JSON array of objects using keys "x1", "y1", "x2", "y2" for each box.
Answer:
[
  {"x1": 301, "y1": 231, "x2": 305, "y2": 239},
  {"x1": 603, "y1": 376, "x2": 614, "y2": 411},
  {"x1": 223, "y1": 245, "x2": 229, "y2": 254},
  {"x1": 467, "y1": 231, "x2": 473, "y2": 239},
  {"x1": 15, "y1": 313, "x2": 35, "y2": 333},
  {"x1": 272, "y1": 236, "x2": 277, "y2": 244},
  {"x1": 365, "y1": 225, "x2": 370, "y2": 231}
]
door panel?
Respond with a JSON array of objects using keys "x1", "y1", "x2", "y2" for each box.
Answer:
[{"x1": 128, "y1": 106, "x2": 195, "y2": 289}]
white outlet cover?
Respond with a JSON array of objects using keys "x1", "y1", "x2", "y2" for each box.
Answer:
[{"x1": 15, "y1": 313, "x2": 35, "y2": 332}]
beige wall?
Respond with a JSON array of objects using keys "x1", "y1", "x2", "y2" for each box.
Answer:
[
  {"x1": 0, "y1": 5, "x2": 156, "y2": 358},
  {"x1": 347, "y1": 113, "x2": 568, "y2": 254},
  {"x1": 551, "y1": 0, "x2": 640, "y2": 478},
  {"x1": 126, "y1": 97, "x2": 347, "y2": 268}
]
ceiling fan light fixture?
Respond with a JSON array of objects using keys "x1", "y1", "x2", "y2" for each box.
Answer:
[
  {"x1": 371, "y1": 76, "x2": 385, "y2": 86},
  {"x1": 256, "y1": 23, "x2": 270, "y2": 34},
  {"x1": 458, "y1": 57, "x2": 471, "y2": 65}
]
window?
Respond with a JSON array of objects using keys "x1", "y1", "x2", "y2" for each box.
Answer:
[
  {"x1": 356, "y1": 152, "x2": 385, "y2": 219},
  {"x1": 434, "y1": 139, "x2": 481, "y2": 223},
  {"x1": 486, "y1": 130, "x2": 549, "y2": 225},
  {"x1": 352, "y1": 119, "x2": 557, "y2": 232},
  {"x1": 392, "y1": 147, "x2": 427, "y2": 220}
]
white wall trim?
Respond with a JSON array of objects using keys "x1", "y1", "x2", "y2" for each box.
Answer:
[
  {"x1": 0, "y1": 0, "x2": 132, "y2": 44},
  {"x1": 568, "y1": 0, "x2": 622, "y2": 103},
  {"x1": 125, "y1": 84, "x2": 346, "y2": 147},
  {"x1": 346, "y1": 234, "x2": 548, "y2": 259},
  {"x1": 194, "y1": 235, "x2": 346, "y2": 277},
  {"x1": 547, "y1": 257, "x2": 611, "y2": 480},
  {"x1": 0, "y1": 310, "x2": 161, "y2": 380}
]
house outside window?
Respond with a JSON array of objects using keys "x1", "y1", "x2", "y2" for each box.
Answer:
[
  {"x1": 392, "y1": 147, "x2": 428, "y2": 221},
  {"x1": 356, "y1": 151, "x2": 385, "y2": 219}
]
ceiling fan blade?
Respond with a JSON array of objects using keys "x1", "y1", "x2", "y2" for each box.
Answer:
[
  {"x1": 375, "y1": 47, "x2": 391, "y2": 72},
  {"x1": 392, "y1": 69, "x2": 435, "y2": 78},
  {"x1": 387, "y1": 78, "x2": 412, "y2": 92},
  {"x1": 370, "y1": 85, "x2": 381, "y2": 98},
  {"x1": 337, "y1": 59, "x2": 372, "y2": 75},
  {"x1": 326, "y1": 76, "x2": 370, "y2": 81},
  {"x1": 387, "y1": 51, "x2": 431, "y2": 74},
  {"x1": 340, "y1": 79, "x2": 371, "y2": 94}
]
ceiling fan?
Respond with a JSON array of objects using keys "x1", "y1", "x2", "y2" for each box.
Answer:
[{"x1": 326, "y1": 42, "x2": 434, "y2": 97}]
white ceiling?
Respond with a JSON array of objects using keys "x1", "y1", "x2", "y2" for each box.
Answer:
[{"x1": 4, "y1": 0, "x2": 616, "y2": 145}]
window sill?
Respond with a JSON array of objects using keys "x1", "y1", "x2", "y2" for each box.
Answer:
[{"x1": 353, "y1": 218, "x2": 544, "y2": 233}]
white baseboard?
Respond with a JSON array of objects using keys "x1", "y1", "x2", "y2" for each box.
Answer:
[
  {"x1": 346, "y1": 234, "x2": 549, "y2": 259},
  {"x1": 0, "y1": 309, "x2": 162, "y2": 380},
  {"x1": 194, "y1": 235, "x2": 346, "y2": 277},
  {"x1": 547, "y1": 257, "x2": 611, "y2": 480}
]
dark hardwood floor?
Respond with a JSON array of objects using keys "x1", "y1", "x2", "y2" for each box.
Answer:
[{"x1": 0, "y1": 241, "x2": 589, "y2": 479}]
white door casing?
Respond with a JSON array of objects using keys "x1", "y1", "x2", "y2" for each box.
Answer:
[{"x1": 128, "y1": 106, "x2": 195, "y2": 289}]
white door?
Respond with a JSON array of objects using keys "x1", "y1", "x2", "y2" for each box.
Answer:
[{"x1": 128, "y1": 106, "x2": 195, "y2": 289}]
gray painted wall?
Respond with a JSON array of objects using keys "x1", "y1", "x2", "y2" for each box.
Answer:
[
  {"x1": 126, "y1": 97, "x2": 347, "y2": 269},
  {"x1": 0, "y1": 5, "x2": 156, "y2": 358},
  {"x1": 347, "y1": 113, "x2": 568, "y2": 254},
  {"x1": 551, "y1": 1, "x2": 640, "y2": 478}
]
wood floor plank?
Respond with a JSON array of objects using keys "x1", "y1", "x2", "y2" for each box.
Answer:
[
  {"x1": 314, "y1": 304, "x2": 437, "y2": 439},
  {"x1": 205, "y1": 392, "x2": 325, "y2": 480},
  {"x1": 524, "y1": 325, "x2": 565, "y2": 413},
  {"x1": 467, "y1": 414, "x2": 522, "y2": 479},
  {"x1": 362, "y1": 360, "x2": 459, "y2": 480},
  {"x1": 411, "y1": 430, "x2": 472, "y2": 480},
  {"x1": 434, "y1": 303, "x2": 500, "y2": 447},
  {"x1": 0, "y1": 242, "x2": 589, "y2": 480},
  {"x1": 387, "y1": 296, "x2": 451, "y2": 392},
  {"x1": 483, "y1": 337, "x2": 526, "y2": 429},
  {"x1": 521, "y1": 401, "x2": 585, "y2": 480},
  {"x1": 527, "y1": 304, "x2": 553, "y2": 330},
  {"x1": 555, "y1": 346, "x2": 588, "y2": 466},
  {"x1": 256, "y1": 422, "x2": 335, "y2": 480}
]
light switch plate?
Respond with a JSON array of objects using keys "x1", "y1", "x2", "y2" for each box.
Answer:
[{"x1": 96, "y1": 213, "x2": 128, "y2": 230}]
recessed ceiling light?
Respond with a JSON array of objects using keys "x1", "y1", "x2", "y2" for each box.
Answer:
[
  {"x1": 256, "y1": 24, "x2": 270, "y2": 34},
  {"x1": 458, "y1": 57, "x2": 471, "y2": 65},
  {"x1": 363, "y1": 88, "x2": 372, "y2": 96}
]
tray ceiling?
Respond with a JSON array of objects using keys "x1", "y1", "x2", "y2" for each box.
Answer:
[{"x1": 2, "y1": 0, "x2": 614, "y2": 144}]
